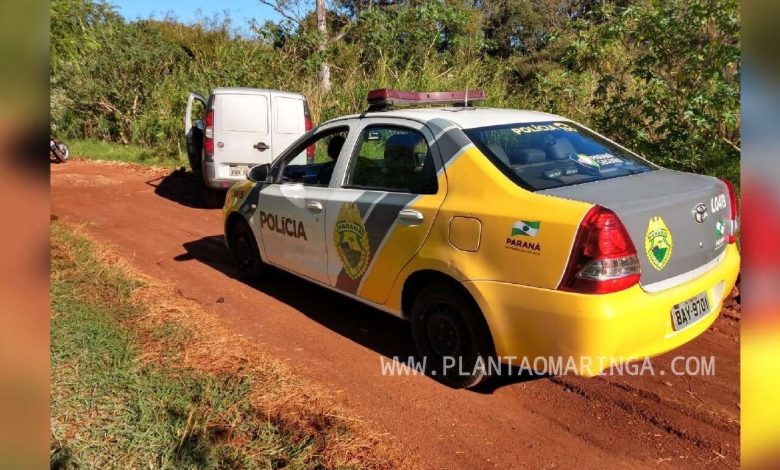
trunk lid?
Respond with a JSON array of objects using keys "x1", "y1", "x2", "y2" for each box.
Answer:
[{"x1": 542, "y1": 169, "x2": 731, "y2": 291}]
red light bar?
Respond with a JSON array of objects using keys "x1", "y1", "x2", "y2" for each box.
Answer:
[{"x1": 366, "y1": 88, "x2": 486, "y2": 110}]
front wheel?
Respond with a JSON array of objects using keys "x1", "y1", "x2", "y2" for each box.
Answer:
[
  {"x1": 410, "y1": 282, "x2": 496, "y2": 388},
  {"x1": 229, "y1": 219, "x2": 265, "y2": 280}
]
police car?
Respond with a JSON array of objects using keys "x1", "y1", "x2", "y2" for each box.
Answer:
[{"x1": 223, "y1": 89, "x2": 740, "y2": 388}]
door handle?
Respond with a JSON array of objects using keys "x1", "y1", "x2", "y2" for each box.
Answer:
[
  {"x1": 253, "y1": 141, "x2": 270, "y2": 151},
  {"x1": 398, "y1": 209, "x2": 424, "y2": 225},
  {"x1": 306, "y1": 201, "x2": 323, "y2": 212}
]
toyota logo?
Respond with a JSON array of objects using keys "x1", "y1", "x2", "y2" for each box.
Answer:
[{"x1": 694, "y1": 203, "x2": 708, "y2": 223}]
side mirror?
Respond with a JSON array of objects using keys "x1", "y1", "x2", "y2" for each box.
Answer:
[{"x1": 247, "y1": 164, "x2": 271, "y2": 183}]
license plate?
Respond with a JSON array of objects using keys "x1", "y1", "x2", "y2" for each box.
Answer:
[
  {"x1": 229, "y1": 166, "x2": 248, "y2": 177},
  {"x1": 671, "y1": 291, "x2": 711, "y2": 331}
]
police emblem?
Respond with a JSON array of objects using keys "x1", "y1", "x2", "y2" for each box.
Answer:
[
  {"x1": 334, "y1": 202, "x2": 370, "y2": 280},
  {"x1": 644, "y1": 216, "x2": 673, "y2": 270}
]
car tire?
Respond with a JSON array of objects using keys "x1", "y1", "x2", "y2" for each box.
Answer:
[
  {"x1": 229, "y1": 219, "x2": 265, "y2": 281},
  {"x1": 410, "y1": 282, "x2": 496, "y2": 389}
]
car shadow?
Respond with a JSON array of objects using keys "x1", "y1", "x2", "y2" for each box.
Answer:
[
  {"x1": 146, "y1": 167, "x2": 224, "y2": 209},
  {"x1": 175, "y1": 234, "x2": 548, "y2": 392}
]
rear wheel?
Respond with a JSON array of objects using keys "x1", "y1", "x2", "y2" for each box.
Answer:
[
  {"x1": 229, "y1": 219, "x2": 265, "y2": 280},
  {"x1": 410, "y1": 282, "x2": 496, "y2": 388}
]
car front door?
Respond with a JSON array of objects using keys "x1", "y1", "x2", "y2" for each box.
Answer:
[
  {"x1": 254, "y1": 123, "x2": 353, "y2": 284},
  {"x1": 325, "y1": 119, "x2": 446, "y2": 304}
]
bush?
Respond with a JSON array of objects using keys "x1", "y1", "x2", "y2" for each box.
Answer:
[{"x1": 50, "y1": 0, "x2": 740, "y2": 185}]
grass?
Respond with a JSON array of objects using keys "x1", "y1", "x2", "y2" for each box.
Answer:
[
  {"x1": 69, "y1": 139, "x2": 188, "y2": 168},
  {"x1": 50, "y1": 223, "x2": 405, "y2": 469}
]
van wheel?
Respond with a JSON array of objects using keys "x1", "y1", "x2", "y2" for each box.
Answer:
[
  {"x1": 410, "y1": 282, "x2": 495, "y2": 389},
  {"x1": 230, "y1": 219, "x2": 265, "y2": 280}
]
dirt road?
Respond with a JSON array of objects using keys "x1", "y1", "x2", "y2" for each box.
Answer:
[{"x1": 51, "y1": 160, "x2": 740, "y2": 469}]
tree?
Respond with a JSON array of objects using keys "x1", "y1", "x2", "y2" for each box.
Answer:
[
  {"x1": 535, "y1": 0, "x2": 740, "y2": 182},
  {"x1": 316, "y1": 0, "x2": 331, "y2": 91},
  {"x1": 258, "y1": 0, "x2": 333, "y2": 91}
]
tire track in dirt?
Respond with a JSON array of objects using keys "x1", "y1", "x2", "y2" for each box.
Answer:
[{"x1": 51, "y1": 160, "x2": 739, "y2": 469}]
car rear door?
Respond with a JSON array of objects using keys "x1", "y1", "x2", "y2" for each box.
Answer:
[
  {"x1": 271, "y1": 93, "x2": 306, "y2": 163},
  {"x1": 214, "y1": 91, "x2": 272, "y2": 176},
  {"x1": 185, "y1": 92, "x2": 206, "y2": 172},
  {"x1": 325, "y1": 118, "x2": 446, "y2": 304}
]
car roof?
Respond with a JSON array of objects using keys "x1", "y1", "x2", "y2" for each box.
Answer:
[{"x1": 331, "y1": 107, "x2": 567, "y2": 129}]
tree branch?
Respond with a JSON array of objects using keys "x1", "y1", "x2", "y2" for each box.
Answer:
[
  {"x1": 257, "y1": 0, "x2": 303, "y2": 26},
  {"x1": 330, "y1": 30, "x2": 347, "y2": 43},
  {"x1": 722, "y1": 137, "x2": 741, "y2": 153}
]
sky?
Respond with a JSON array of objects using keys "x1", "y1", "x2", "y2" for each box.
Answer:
[{"x1": 110, "y1": 0, "x2": 284, "y2": 32}]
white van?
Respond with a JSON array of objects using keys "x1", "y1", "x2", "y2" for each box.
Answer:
[{"x1": 185, "y1": 88, "x2": 311, "y2": 190}]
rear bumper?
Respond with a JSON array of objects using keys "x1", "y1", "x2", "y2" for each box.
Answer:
[
  {"x1": 464, "y1": 244, "x2": 740, "y2": 376},
  {"x1": 203, "y1": 161, "x2": 245, "y2": 190}
]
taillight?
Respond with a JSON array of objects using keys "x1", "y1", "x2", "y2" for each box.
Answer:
[
  {"x1": 304, "y1": 101, "x2": 314, "y2": 163},
  {"x1": 559, "y1": 206, "x2": 641, "y2": 294},
  {"x1": 204, "y1": 109, "x2": 214, "y2": 161},
  {"x1": 720, "y1": 178, "x2": 739, "y2": 243}
]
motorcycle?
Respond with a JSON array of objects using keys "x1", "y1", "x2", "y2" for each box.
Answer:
[{"x1": 50, "y1": 125, "x2": 69, "y2": 163}]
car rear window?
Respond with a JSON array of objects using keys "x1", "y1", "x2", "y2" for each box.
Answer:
[{"x1": 463, "y1": 121, "x2": 656, "y2": 190}]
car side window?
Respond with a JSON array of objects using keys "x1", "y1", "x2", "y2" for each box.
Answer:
[
  {"x1": 276, "y1": 127, "x2": 349, "y2": 186},
  {"x1": 345, "y1": 126, "x2": 438, "y2": 194}
]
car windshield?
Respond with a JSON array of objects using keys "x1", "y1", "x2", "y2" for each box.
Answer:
[{"x1": 463, "y1": 121, "x2": 656, "y2": 190}]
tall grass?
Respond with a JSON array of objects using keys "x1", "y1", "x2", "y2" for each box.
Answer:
[
  {"x1": 69, "y1": 139, "x2": 187, "y2": 167},
  {"x1": 50, "y1": 222, "x2": 406, "y2": 468}
]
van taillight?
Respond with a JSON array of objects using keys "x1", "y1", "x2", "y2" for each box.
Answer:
[
  {"x1": 204, "y1": 109, "x2": 214, "y2": 161},
  {"x1": 721, "y1": 178, "x2": 739, "y2": 243},
  {"x1": 558, "y1": 206, "x2": 641, "y2": 294},
  {"x1": 304, "y1": 101, "x2": 314, "y2": 163}
]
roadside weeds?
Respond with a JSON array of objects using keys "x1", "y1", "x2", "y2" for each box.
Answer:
[{"x1": 50, "y1": 222, "x2": 408, "y2": 469}]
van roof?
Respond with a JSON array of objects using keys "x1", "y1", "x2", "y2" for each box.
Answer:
[{"x1": 212, "y1": 87, "x2": 304, "y2": 99}]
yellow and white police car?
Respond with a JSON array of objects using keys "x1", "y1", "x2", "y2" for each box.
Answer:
[{"x1": 223, "y1": 89, "x2": 740, "y2": 388}]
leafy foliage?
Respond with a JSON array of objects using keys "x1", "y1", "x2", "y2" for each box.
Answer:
[
  {"x1": 50, "y1": 0, "x2": 739, "y2": 184},
  {"x1": 539, "y1": 0, "x2": 740, "y2": 181}
]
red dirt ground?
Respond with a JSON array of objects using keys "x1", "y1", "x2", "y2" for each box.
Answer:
[{"x1": 51, "y1": 160, "x2": 740, "y2": 469}]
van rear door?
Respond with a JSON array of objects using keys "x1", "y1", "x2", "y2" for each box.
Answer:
[
  {"x1": 185, "y1": 92, "x2": 206, "y2": 173},
  {"x1": 271, "y1": 92, "x2": 306, "y2": 164},
  {"x1": 213, "y1": 90, "x2": 272, "y2": 178}
]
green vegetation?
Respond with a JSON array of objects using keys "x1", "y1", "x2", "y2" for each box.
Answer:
[
  {"x1": 50, "y1": 223, "x2": 400, "y2": 469},
  {"x1": 50, "y1": 0, "x2": 739, "y2": 186},
  {"x1": 69, "y1": 139, "x2": 187, "y2": 167}
]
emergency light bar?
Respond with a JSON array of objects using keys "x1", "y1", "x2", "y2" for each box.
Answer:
[{"x1": 366, "y1": 88, "x2": 486, "y2": 111}]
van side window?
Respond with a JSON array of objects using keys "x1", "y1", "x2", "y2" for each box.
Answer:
[
  {"x1": 277, "y1": 128, "x2": 350, "y2": 186},
  {"x1": 345, "y1": 126, "x2": 437, "y2": 194}
]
